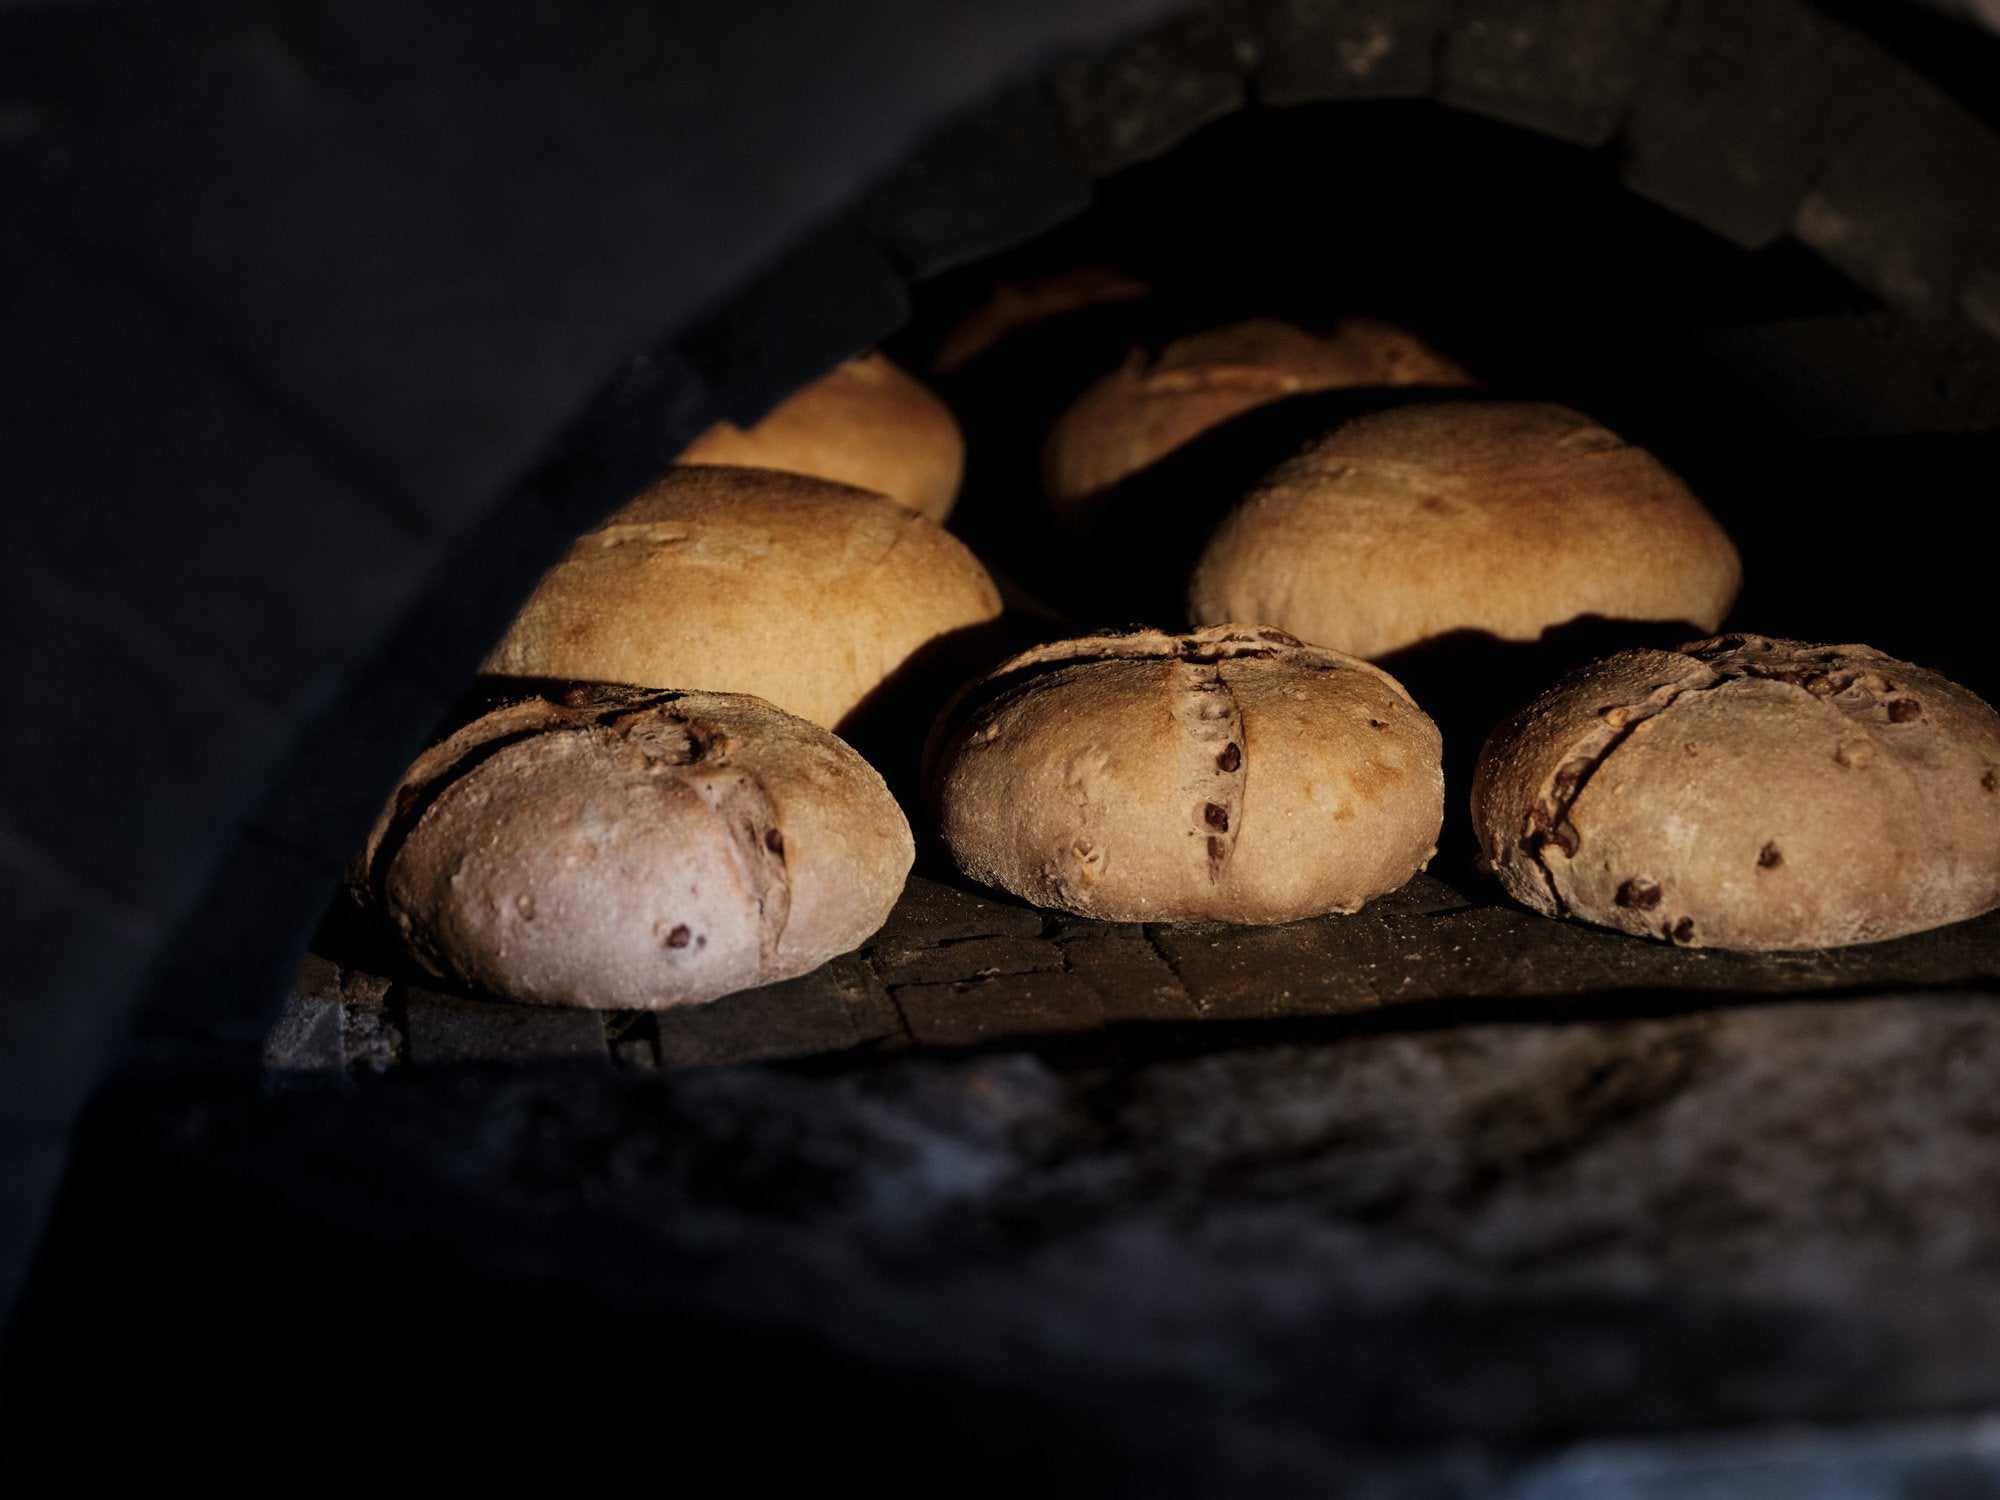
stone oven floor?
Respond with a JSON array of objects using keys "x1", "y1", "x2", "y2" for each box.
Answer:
[
  {"x1": 89, "y1": 867, "x2": 1978, "y2": 1488},
  {"x1": 276, "y1": 869, "x2": 2000, "y2": 1074}
]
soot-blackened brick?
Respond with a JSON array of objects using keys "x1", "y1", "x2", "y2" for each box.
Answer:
[
  {"x1": 654, "y1": 953, "x2": 897, "y2": 1069},
  {"x1": 1049, "y1": 0, "x2": 1255, "y2": 177},
  {"x1": 858, "y1": 82, "x2": 1092, "y2": 280},
  {"x1": 1436, "y1": 0, "x2": 1676, "y2": 147},
  {"x1": 1250, "y1": 0, "x2": 1451, "y2": 104},
  {"x1": 1621, "y1": 0, "x2": 1868, "y2": 249},
  {"x1": 675, "y1": 220, "x2": 910, "y2": 427},
  {"x1": 402, "y1": 986, "x2": 607, "y2": 1067},
  {"x1": 1794, "y1": 59, "x2": 2000, "y2": 323}
]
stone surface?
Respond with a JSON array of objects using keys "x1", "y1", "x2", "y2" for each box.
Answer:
[
  {"x1": 858, "y1": 82, "x2": 1093, "y2": 278},
  {"x1": 301, "y1": 869, "x2": 2000, "y2": 1073},
  {"x1": 260, "y1": 959, "x2": 345, "y2": 1074},
  {"x1": 674, "y1": 220, "x2": 910, "y2": 428},
  {"x1": 202, "y1": 991, "x2": 2000, "y2": 1457},
  {"x1": 1250, "y1": 0, "x2": 1450, "y2": 104},
  {"x1": 1793, "y1": 61, "x2": 2000, "y2": 323},
  {"x1": 402, "y1": 985, "x2": 606, "y2": 1067},
  {"x1": 1434, "y1": 0, "x2": 1676, "y2": 148},
  {"x1": 653, "y1": 952, "x2": 900, "y2": 1068},
  {"x1": 1620, "y1": 0, "x2": 1866, "y2": 249},
  {"x1": 1049, "y1": 0, "x2": 1254, "y2": 177}
]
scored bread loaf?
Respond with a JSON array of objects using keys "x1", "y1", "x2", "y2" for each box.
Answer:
[
  {"x1": 677, "y1": 352, "x2": 964, "y2": 521},
  {"x1": 1472, "y1": 634, "x2": 2000, "y2": 951},
  {"x1": 1043, "y1": 317, "x2": 1473, "y2": 516},
  {"x1": 927, "y1": 624, "x2": 1443, "y2": 923},
  {"x1": 484, "y1": 465, "x2": 1002, "y2": 732},
  {"x1": 1188, "y1": 400, "x2": 1741, "y2": 661},
  {"x1": 363, "y1": 685, "x2": 913, "y2": 1009}
]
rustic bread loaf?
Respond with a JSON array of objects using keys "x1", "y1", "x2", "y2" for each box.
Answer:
[
  {"x1": 927, "y1": 624, "x2": 1443, "y2": 923},
  {"x1": 483, "y1": 465, "x2": 1003, "y2": 732},
  {"x1": 1472, "y1": 634, "x2": 2000, "y2": 951},
  {"x1": 363, "y1": 685, "x2": 913, "y2": 1009},
  {"x1": 677, "y1": 352, "x2": 964, "y2": 522},
  {"x1": 1188, "y1": 400, "x2": 1741, "y2": 661},
  {"x1": 1043, "y1": 317, "x2": 1473, "y2": 516}
]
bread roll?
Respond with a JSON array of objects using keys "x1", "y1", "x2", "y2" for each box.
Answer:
[
  {"x1": 363, "y1": 685, "x2": 914, "y2": 1009},
  {"x1": 1043, "y1": 317, "x2": 1473, "y2": 514},
  {"x1": 927, "y1": 625, "x2": 1443, "y2": 923},
  {"x1": 484, "y1": 466, "x2": 1003, "y2": 732},
  {"x1": 677, "y1": 352, "x2": 964, "y2": 521},
  {"x1": 1472, "y1": 634, "x2": 2000, "y2": 951},
  {"x1": 1188, "y1": 400, "x2": 1741, "y2": 661}
]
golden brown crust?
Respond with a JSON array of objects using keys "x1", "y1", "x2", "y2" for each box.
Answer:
[
  {"x1": 483, "y1": 465, "x2": 1003, "y2": 731},
  {"x1": 1187, "y1": 400, "x2": 1742, "y2": 661},
  {"x1": 365, "y1": 686, "x2": 913, "y2": 1009},
  {"x1": 927, "y1": 625, "x2": 1443, "y2": 923},
  {"x1": 1043, "y1": 317, "x2": 1474, "y2": 514},
  {"x1": 677, "y1": 352, "x2": 964, "y2": 521},
  {"x1": 1471, "y1": 635, "x2": 2000, "y2": 951}
]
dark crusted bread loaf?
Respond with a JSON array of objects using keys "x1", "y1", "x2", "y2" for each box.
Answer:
[
  {"x1": 1472, "y1": 634, "x2": 2000, "y2": 951},
  {"x1": 363, "y1": 685, "x2": 912, "y2": 1009},
  {"x1": 926, "y1": 624, "x2": 1443, "y2": 923}
]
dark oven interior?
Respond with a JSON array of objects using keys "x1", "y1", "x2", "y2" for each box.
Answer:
[{"x1": 7, "y1": 0, "x2": 2000, "y2": 1487}]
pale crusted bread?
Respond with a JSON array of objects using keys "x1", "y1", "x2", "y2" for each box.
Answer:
[
  {"x1": 1188, "y1": 400, "x2": 1742, "y2": 661},
  {"x1": 1472, "y1": 634, "x2": 2000, "y2": 952},
  {"x1": 677, "y1": 352, "x2": 965, "y2": 521},
  {"x1": 1043, "y1": 317, "x2": 1473, "y2": 515},
  {"x1": 484, "y1": 465, "x2": 1003, "y2": 731},
  {"x1": 928, "y1": 624, "x2": 1443, "y2": 923},
  {"x1": 364, "y1": 686, "x2": 913, "y2": 1009}
]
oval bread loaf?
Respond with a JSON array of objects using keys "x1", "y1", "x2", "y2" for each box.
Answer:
[
  {"x1": 1043, "y1": 317, "x2": 1473, "y2": 516},
  {"x1": 1188, "y1": 399, "x2": 1742, "y2": 661},
  {"x1": 677, "y1": 352, "x2": 965, "y2": 521},
  {"x1": 484, "y1": 465, "x2": 1003, "y2": 731},
  {"x1": 363, "y1": 686, "x2": 914, "y2": 1009},
  {"x1": 1472, "y1": 634, "x2": 2000, "y2": 951},
  {"x1": 927, "y1": 625, "x2": 1444, "y2": 923}
]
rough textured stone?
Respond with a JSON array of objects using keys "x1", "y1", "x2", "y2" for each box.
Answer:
[
  {"x1": 1435, "y1": 0, "x2": 1676, "y2": 147},
  {"x1": 653, "y1": 952, "x2": 899, "y2": 1068},
  {"x1": 857, "y1": 82, "x2": 1092, "y2": 278},
  {"x1": 402, "y1": 985, "x2": 606, "y2": 1067},
  {"x1": 1793, "y1": 62, "x2": 2000, "y2": 322},
  {"x1": 1250, "y1": 0, "x2": 1449, "y2": 104},
  {"x1": 674, "y1": 220, "x2": 910, "y2": 427},
  {"x1": 259, "y1": 954, "x2": 346, "y2": 1074},
  {"x1": 197, "y1": 992, "x2": 2000, "y2": 1453},
  {"x1": 1700, "y1": 313, "x2": 2000, "y2": 436},
  {"x1": 1620, "y1": 0, "x2": 1867, "y2": 249},
  {"x1": 1049, "y1": 0, "x2": 1255, "y2": 177}
]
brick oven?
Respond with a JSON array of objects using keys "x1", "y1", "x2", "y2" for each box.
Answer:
[{"x1": 5, "y1": 1, "x2": 2000, "y2": 1488}]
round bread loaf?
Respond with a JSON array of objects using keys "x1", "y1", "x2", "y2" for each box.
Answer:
[
  {"x1": 363, "y1": 685, "x2": 914, "y2": 1009},
  {"x1": 1472, "y1": 634, "x2": 2000, "y2": 951},
  {"x1": 484, "y1": 465, "x2": 1003, "y2": 732},
  {"x1": 677, "y1": 352, "x2": 964, "y2": 521},
  {"x1": 927, "y1": 624, "x2": 1444, "y2": 923},
  {"x1": 1188, "y1": 400, "x2": 1742, "y2": 661},
  {"x1": 1043, "y1": 317, "x2": 1473, "y2": 514}
]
